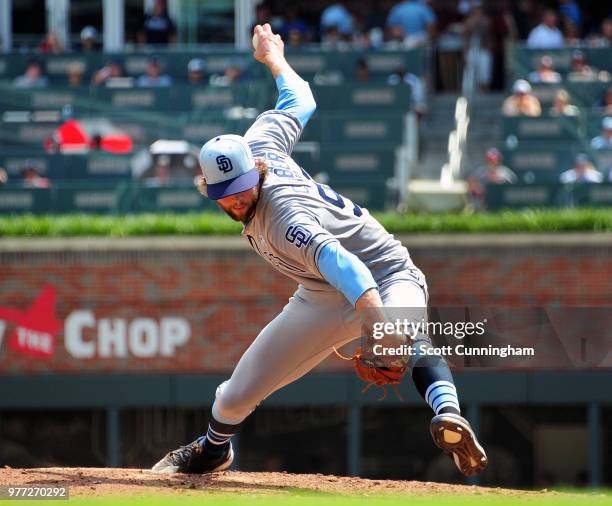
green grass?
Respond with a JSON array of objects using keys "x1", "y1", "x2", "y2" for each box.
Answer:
[
  {"x1": 14, "y1": 490, "x2": 612, "y2": 506},
  {"x1": 0, "y1": 208, "x2": 611, "y2": 237},
  {"x1": 377, "y1": 208, "x2": 612, "y2": 234}
]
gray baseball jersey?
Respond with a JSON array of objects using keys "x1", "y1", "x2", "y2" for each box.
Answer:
[{"x1": 243, "y1": 109, "x2": 419, "y2": 292}]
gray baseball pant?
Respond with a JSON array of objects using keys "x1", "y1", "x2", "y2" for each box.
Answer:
[{"x1": 212, "y1": 269, "x2": 428, "y2": 424}]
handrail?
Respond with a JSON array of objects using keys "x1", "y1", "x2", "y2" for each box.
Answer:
[{"x1": 440, "y1": 32, "x2": 480, "y2": 186}]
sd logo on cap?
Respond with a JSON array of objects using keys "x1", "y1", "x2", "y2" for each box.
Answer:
[{"x1": 199, "y1": 135, "x2": 259, "y2": 200}]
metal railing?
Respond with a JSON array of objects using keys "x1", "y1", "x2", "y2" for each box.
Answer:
[{"x1": 439, "y1": 33, "x2": 480, "y2": 186}]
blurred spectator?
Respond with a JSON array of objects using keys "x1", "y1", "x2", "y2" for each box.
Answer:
[
  {"x1": 355, "y1": 57, "x2": 370, "y2": 83},
  {"x1": 363, "y1": 26, "x2": 385, "y2": 50},
  {"x1": 567, "y1": 50, "x2": 593, "y2": 79},
  {"x1": 92, "y1": 60, "x2": 126, "y2": 87},
  {"x1": 387, "y1": 66, "x2": 427, "y2": 116},
  {"x1": 558, "y1": 0, "x2": 581, "y2": 30},
  {"x1": 66, "y1": 61, "x2": 85, "y2": 87},
  {"x1": 79, "y1": 26, "x2": 99, "y2": 52},
  {"x1": 559, "y1": 0, "x2": 581, "y2": 45},
  {"x1": 145, "y1": 156, "x2": 172, "y2": 187},
  {"x1": 187, "y1": 58, "x2": 206, "y2": 85},
  {"x1": 252, "y1": 2, "x2": 269, "y2": 27},
  {"x1": 527, "y1": 10, "x2": 564, "y2": 49},
  {"x1": 386, "y1": 0, "x2": 436, "y2": 47},
  {"x1": 511, "y1": 0, "x2": 537, "y2": 41},
  {"x1": 224, "y1": 61, "x2": 245, "y2": 84},
  {"x1": 468, "y1": 148, "x2": 517, "y2": 210},
  {"x1": 527, "y1": 55, "x2": 561, "y2": 83},
  {"x1": 588, "y1": 18, "x2": 612, "y2": 48},
  {"x1": 457, "y1": 0, "x2": 475, "y2": 16},
  {"x1": 136, "y1": 56, "x2": 173, "y2": 87},
  {"x1": 21, "y1": 167, "x2": 50, "y2": 189},
  {"x1": 287, "y1": 28, "x2": 305, "y2": 48},
  {"x1": 139, "y1": 0, "x2": 177, "y2": 45},
  {"x1": 549, "y1": 89, "x2": 579, "y2": 116},
  {"x1": 38, "y1": 32, "x2": 64, "y2": 54},
  {"x1": 13, "y1": 59, "x2": 48, "y2": 88},
  {"x1": 463, "y1": 2, "x2": 493, "y2": 91},
  {"x1": 210, "y1": 60, "x2": 246, "y2": 87},
  {"x1": 559, "y1": 154, "x2": 603, "y2": 183},
  {"x1": 502, "y1": 79, "x2": 541, "y2": 116},
  {"x1": 0, "y1": 167, "x2": 8, "y2": 186},
  {"x1": 562, "y1": 18, "x2": 581, "y2": 47},
  {"x1": 320, "y1": 2, "x2": 355, "y2": 42},
  {"x1": 567, "y1": 50, "x2": 610, "y2": 82},
  {"x1": 593, "y1": 87, "x2": 612, "y2": 114},
  {"x1": 252, "y1": 3, "x2": 284, "y2": 35},
  {"x1": 280, "y1": 6, "x2": 310, "y2": 43},
  {"x1": 320, "y1": 25, "x2": 349, "y2": 49},
  {"x1": 591, "y1": 117, "x2": 612, "y2": 150},
  {"x1": 432, "y1": 4, "x2": 466, "y2": 91},
  {"x1": 353, "y1": 3, "x2": 386, "y2": 49},
  {"x1": 490, "y1": 1, "x2": 516, "y2": 90}
]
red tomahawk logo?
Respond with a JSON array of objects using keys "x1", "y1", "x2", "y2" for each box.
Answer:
[{"x1": 0, "y1": 286, "x2": 62, "y2": 358}]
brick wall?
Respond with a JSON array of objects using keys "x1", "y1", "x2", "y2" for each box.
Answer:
[
  {"x1": 414, "y1": 240, "x2": 611, "y2": 306},
  {"x1": 0, "y1": 235, "x2": 610, "y2": 374}
]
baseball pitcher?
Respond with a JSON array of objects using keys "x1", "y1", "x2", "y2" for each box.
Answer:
[{"x1": 152, "y1": 24, "x2": 487, "y2": 477}]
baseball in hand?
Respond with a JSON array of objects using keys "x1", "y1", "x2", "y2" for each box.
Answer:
[{"x1": 252, "y1": 33, "x2": 260, "y2": 50}]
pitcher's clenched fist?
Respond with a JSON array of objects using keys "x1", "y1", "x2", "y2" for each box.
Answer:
[{"x1": 252, "y1": 24, "x2": 284, "y2": 67}]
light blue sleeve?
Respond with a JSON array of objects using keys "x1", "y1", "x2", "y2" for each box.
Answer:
[
  {"x1": 274, "y1": 73, "x2": 316, "y2": 129},
  {"x1": 317, "y1": 241, "x2": 378, "y2": 307}
]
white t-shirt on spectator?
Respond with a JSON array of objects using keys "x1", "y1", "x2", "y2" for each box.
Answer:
[
  {"x1": 527, "y1": 24, "x2": 564, "y2": 49},
  {"x1": 559, "y1": 168, "x2": 603, "y2": 183}
]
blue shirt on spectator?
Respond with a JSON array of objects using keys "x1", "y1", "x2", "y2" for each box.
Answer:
[
  {"x1": 591, "y1": 135, "x2": 612, "y2": 150},
  {"x1": 386, "y1": 0, "x2": 436, "y2": 38},
  {"x1": 559, "y1": 1, "x2": 581, "y2": 29},
  {"x1": 136, "y1": 74, "x2": 173, "y2": 87},
  {"x1": 14, "y1": 75, "x2": 48, "y2": 88},
  {"x1": 320, "y1": 4, "x2": 354, "y2": 36}
]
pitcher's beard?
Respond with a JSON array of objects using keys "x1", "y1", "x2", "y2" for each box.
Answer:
[{"x1": 220, "y1": 201, "x2": 256, "y2": 223}]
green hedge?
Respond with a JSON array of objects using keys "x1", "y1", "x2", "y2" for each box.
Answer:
[{"x1": 0, "y1": 208, "x2": 611, "y2": 237}]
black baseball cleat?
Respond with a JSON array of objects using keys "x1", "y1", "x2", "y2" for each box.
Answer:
[
  {"x1": 430, "y1": 413, "x2": 488, "y2": 476},
  {"x1": 151, "y1": 439, "x2": 234, "y2": 474}
]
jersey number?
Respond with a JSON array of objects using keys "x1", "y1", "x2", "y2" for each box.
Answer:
[
  {"x1": 299, "y1": 167, "x2": 362, "y2": 217},
  {"x1": 316, "y1": 184, "x2": 363, "y2": 217}
]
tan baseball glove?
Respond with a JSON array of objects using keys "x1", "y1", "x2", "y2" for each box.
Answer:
[{"x1": 335, "y1": 343, "x2": 408, "y2": 400}]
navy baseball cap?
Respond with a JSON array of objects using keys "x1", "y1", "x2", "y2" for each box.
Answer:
[{"x1": 199, "y1": 135, "x2": 259, "y2": 200}]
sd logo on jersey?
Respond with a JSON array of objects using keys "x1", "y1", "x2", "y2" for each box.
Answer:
[
  {"x1": 285, "y1": 225, "x2": 312, "y2": 248},
  {"x1": 216, "y1": 155, "x2": 233, "y2": 173}
]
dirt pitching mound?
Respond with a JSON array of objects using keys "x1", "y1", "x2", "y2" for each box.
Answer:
[{"x1": 0, "y1": 466, "x2": 544, "y2": 498}]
